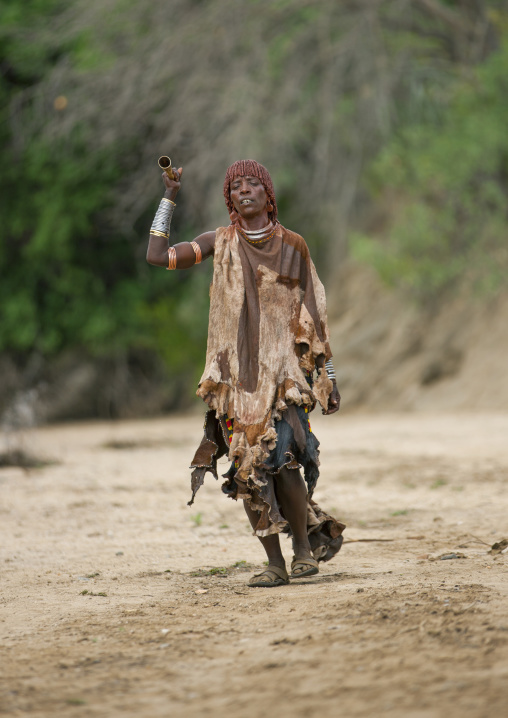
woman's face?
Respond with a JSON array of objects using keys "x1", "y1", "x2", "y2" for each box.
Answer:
[{"x1": 230, "y1": 175, "x2": 269, "y2": 219}]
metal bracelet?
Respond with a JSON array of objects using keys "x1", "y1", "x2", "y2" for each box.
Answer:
[
  {"x1": 190, "y1": 241, "x2": 202, "y2": 264},
  {"x1": 151, "y1": 197, "x2": 175, "y2": 237},
  {"x1": 167, "y1": 246, "x2": 177, "y2": 270},
  {"x1": 325, "y1": 359, "x2": 336, "y2": 380}
]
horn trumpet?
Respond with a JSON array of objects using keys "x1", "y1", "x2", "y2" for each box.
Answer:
[{"x1": 158, "y1": 156, "x2": 178, "y2": 181}]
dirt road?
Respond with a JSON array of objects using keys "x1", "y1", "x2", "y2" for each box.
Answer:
[{"x1": 1, "y1": 411, "x2": 507, "y2": 717}]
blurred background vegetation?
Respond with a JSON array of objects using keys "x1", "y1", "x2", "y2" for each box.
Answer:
[{"x1": 1, "y1": 0, "x2": 507, "y2": 420}]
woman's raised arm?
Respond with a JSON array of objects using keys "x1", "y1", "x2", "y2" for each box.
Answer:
[{"x1": 146, "y1": 166, "x2": 216, "y2": 269}]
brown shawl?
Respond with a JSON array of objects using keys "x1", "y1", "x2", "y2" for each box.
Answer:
[{"x1": 190, "y1": 224, "x2": 334, "y2": 512}]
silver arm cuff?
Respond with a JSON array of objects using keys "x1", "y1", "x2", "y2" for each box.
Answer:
[{"x1": 150, "y1": 197, "x2": 175, "y2": 238}]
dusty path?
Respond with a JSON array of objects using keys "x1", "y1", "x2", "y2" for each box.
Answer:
[{"x1": 1, "y1": 411, "x2": 507, "y2": 717}]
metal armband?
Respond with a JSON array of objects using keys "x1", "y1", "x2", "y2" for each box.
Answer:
[
  {"x1": 190, "y1": 241, "x2": 202, "y2": 265},
  {"x1": 150, "y1": 197, "x2": 176, "y2": 239},
  {"x1": 167, "y1": 246, "x2": 177, "y2": 270}
]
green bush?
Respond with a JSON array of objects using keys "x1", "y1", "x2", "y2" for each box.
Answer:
[
  {"x1": 0, "y1": 1, "x2": 210, "y2": 378},
  {"x1": 352, "y1": 34, "x2": 508, "y2": 301}
]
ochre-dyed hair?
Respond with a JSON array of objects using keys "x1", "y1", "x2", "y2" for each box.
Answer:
[{"x1": 223, "y1": 159, "x2": 278, "y2": 223}]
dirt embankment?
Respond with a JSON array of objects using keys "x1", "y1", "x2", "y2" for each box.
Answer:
[
  {"x1": 1, "y1": 411, "x2": 507, "y2": 717},
  {"x1": 328, "y1": 264, "x2": 508, "y2": 411}
]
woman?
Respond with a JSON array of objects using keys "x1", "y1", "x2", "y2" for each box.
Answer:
[{"x1": 147, "y1": 159, "x2": 345, "y2": 587}]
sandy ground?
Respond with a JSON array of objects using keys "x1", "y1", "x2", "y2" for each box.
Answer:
[{"x1": 1, "y1": 410, "x2": 507, "y2": 718}]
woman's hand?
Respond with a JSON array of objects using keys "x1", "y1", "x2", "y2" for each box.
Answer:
[
  {"x1": 162, "y1": 166, "x2": 183, "y2": 201},
  {"x1": 323, "y1": 382, "x2": 340, "y2": 415}
]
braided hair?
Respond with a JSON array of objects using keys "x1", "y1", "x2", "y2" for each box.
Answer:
[{"x1": 223, "y1": 159, "x2": 278, "y2": 224}]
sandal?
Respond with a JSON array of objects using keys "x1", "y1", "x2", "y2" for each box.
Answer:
[
  {"x1": 247, "y1": 565, "x2": 289, "y2": 588},
  {"x1": 290, "y1": 555, "x2": 319, "y2": 578}
]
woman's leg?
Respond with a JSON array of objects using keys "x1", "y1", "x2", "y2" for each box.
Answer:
[
  {"x1": 243, "y1": 500, "x2": 286, "y2": 570},
  {"x1": 275, "y1": 467, "x2": 313, "y2": 560}
]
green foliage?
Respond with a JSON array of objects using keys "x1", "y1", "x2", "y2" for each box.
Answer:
[
  {"x1": 352, "y1": 35, "x2": 508, "y2": 301},
  {"x1": 0, "y1": 139, "x2": 142, "y2": 353},
  {"x1": 138, "y1": 268, "x2": 211, "y2": 379},
  {"x1": 0, "y1": 0, "x2": 210, "y2": 388}
]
